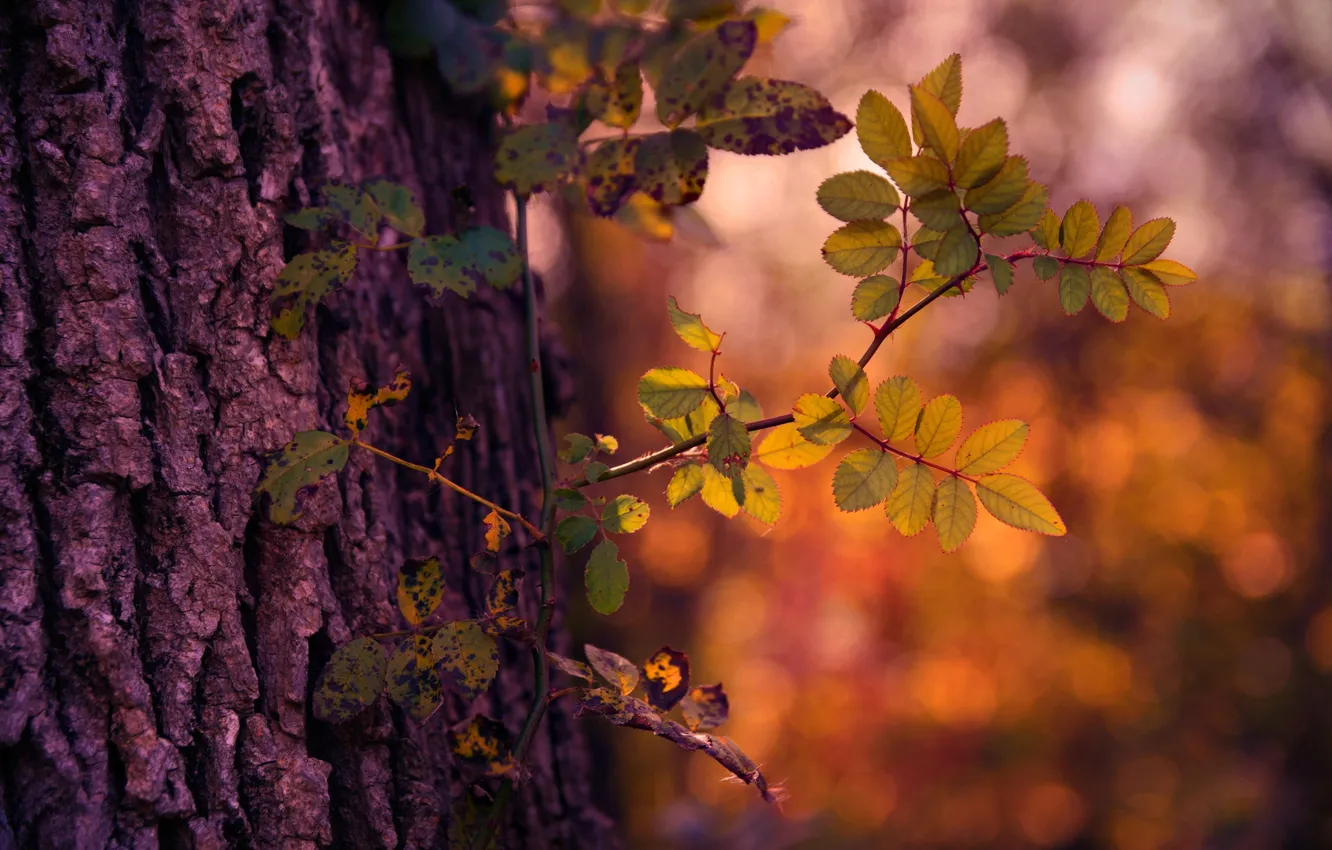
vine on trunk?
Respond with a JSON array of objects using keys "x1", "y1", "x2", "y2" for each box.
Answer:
[{"x1": 254, "y1": 1, "x2": 1196, "y2": 844}]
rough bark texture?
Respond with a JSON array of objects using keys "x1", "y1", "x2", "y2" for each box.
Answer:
[{"x1": 0, "y1": 1, "x2": 615, "y2": 847}]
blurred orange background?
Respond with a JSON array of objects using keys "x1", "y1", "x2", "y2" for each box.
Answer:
[{"x1": 531, "y1": 1, "x2": 1332, "y2": 846}]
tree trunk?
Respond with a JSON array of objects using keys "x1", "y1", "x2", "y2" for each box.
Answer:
[{"x1": 0, "y1": 1, "x2": 614, "y2": 848}]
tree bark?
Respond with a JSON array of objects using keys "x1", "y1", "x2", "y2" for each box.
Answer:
[{"x1": 0, "y1": 1, "x2": 614, "y2": 847}]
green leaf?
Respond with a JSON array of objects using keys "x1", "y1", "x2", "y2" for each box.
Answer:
[
  {"x1": 602, "y1": 495, "x2": 650, "y2": 533},
  {"x1": 666, "y1": 296, "x2": 722, "y2": 352},
  {"x1": 655, "y1": 19, "x2": 756, "y2": 127},
  {"x1": 585, "y1": 461, "x2": 610, "y2": 483},
  {"x1": 387, "y1": 635, "x2": 443, "y2": 721},
  {"x1": 918, "y1": 54, "x2": 963, "y2": 115},
  {"x1": 977, "y1": 181, "x2": 1048, "y2": 236},
  {"x1": 397, "y1": 557, "x2": 445, "y2": 626},
  {"x1": 694, "y1": 76, "x2": 851, "y2": 155},
  {"x1": 1032, "y1": 208, "x2": 1061, "y2": 250},
  {"x1": 1095, "y1": 204, "x2": 1132, "y2": 262},
  {"x1": 258, "y1": 430, "x2": 349, "y2": 524},
  {"x1": 752, "y1": 422, "x2": 833, "y2": 469},
  {"x1": 460, "y1": 226, "x2": 521, "y2": 290},
  {"x1": 740, "y1": 463, "x2": 781, "y2": 524},
  {"x1": 584, "y1": 644, "x2": 639, "y2": 694},
  {"x1": 667, "y1": 464, "x2": 705, "y2": 506},
  {"x1": 933, "y1": 476, "x2": 977, "y2": 553},
  {"x1": 556, "y1": 516, "x2": 599, "y2": 553},
  {"x1": 956, "y1": 420, "x2": 1028, "y2": 475},
  {"x1": 590, "y1": 62, "x2": 643, "y2": 128},
  {"x1": 987, "y1": 254, "x2": 1014, "y2": 295},
  {"x1": 638, "y1": 367, "x2": 710, "y2": 419},
  {"x1": 433, "y1": 621, "x2": 500, "y2": 699},
  {"x1": 585, "y1": 137, "x2": 640, "y2": 217},
  {"x1": 852, "y1": 275, "x2": 901, "y2": 321},
  {"x1": 793, "y1": 394, "x2": 852, "y2": 446},
  {"x1": 1033, "y1": 255, "x2": 1060, "y2": 280},
  {"x1": 856, "y1": 90, "x2": 912, "y2": 169},
  {"x1": 699, "y1": 463, "x2": 742, "y2": 517},
  {"x1": 910, "y1": 189, "x2": 962, "y2": 232},
  {"x1": 875, "y1": 376, "x2": 922, "y2": 442},
  {"x1": 407, "y1": 234, "x2": 482, "y2": 298},
  {"x1": 680, "y1": 683, "x2": 729, "y2": 731},
  {"x1": 816, "y1": 171, "x2": 899, "y2": 222},
  {"x1": 1140, "y1": 258, "x2": 1196, "y2": 286},
  {"x1": 643, "y1": 646, "x2": 691, "y2": 711},
  {"x1": 270, "y1": 243, "x2": 359, "y2": 339},
  {"x1": 910, "y1": 86, "x2": 959, "y2": 163},
  {"x1": 1121, "y1": 218, "x2": 1175, "y2": 265},
  {"x1": 833, "y1": 448, "x2": 898, "y2": 512},
  {"x1": 915, "y1": 394, "x2": 962, "y2": 457},
  {"x1": 886, "y1": 155, "x2": 950, "y2": 197},
  {"x1": 707, "y1": 413, "x2": 751, "y2": 479},
  {"x1": 933, "y1": 225, "x2": 979, "y2": 278},
  {"x1": 822, "y1": 220, "x2": 902, "y2": 276},
  {"x1": 364, "y1": 180, "x2": 425, "y2": 237},
  {"x1": 345, "y1": 369, "x2": 412, "y2": 438},
  {"x1": 887, "y1": 462, "x2": 934, "y2": 537},
  {"x1": 312, "y1": 637, "x2": 387, "y2": 723},
  {"x1": 962, "y1": 156, "x2": 1028, "y2": 215},
  {"x1": 495, "y1": 122, "x2": 581, "y2": 197},
  {"x1": 635, "y1": 130, "x2": 708, "y2": 205},
  {"x1": 325, "y1": 184, "x2": 381, "y2": 237},
  {"x1": 1059, "y1": 200, "x2": 1099, "y2": 259},
  {"x1": 1090, "y1": 266, "x2": 1129, "y2": 322},
  {"x1": 1122, "y1": 267, "x2": 1171, "y2": 318},
  {"x1": 285, "y1": 206, "x2": 333, "y2": 231},
  {"x1": 912, "y1": 227, "x2": 945, "y2": 261},
  {"x1": 726, "y1": 388, "x2": 763, "y2": 422},
  {"x1": 829, "y1": 355, "x2": 869, "y2": 415},
  {"x1": 954, "y1": 119, "x2": 1008, "y2": 188},
  {"x1": 976, "y1": 473, "x2": 1066, "y2": 534},
  {"x1": 1058, "y1": 264, "x2": 1091, "y2": 315},
  {"x1": 585, "y1": 539, "x2": 630, "y2": 615},
  {"x1": 560, "y1": 433, "x2": 596, "y2": 464}
]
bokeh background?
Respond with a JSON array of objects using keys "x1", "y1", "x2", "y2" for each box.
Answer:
[{"x1": 528, "y1": 1, "x2": 1332, "y2": 846}]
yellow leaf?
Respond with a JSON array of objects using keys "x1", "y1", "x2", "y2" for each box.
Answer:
[
  {"x1": 887, "y1": 462, "x2": 934, "y2": 536},
  {"x1": 856, "y1": 90, "x2": 912, "y2": 169},
  {"x1": 822, "y1": 220, "x2": 902, "y2": 277},
  {"x1": 833, "y1": 448, "x2": 898, "y2": 512},
  {"x1": 817, "y1": 171, "x2": 900, "y2": 222},
  {"x1": 433, "y1": 622, "x2": 499, "y2": 699},
  {"x1": 917, "y1": 53, "x2": 963, "y2": 114},
  {"x1": 1090, "y1": 267, "x2": 1129, "y2": 323},
  {"x1": 700, "y1": 463, "x2": 742, "y2": 518},
  {"x1": 1122, "y1": 267, "x2": 1171, "y2": 319},
  {"x1": 1060, "y1": 200, "x2": 1099, "y2": 259},
  {"x1": 829, "y1": 355, "x2": 869, "y2": 416},
  {"x1": 914, "y1": 394, "x2": 962, "y2": 457},
  {"x1": 933, "y1": 476, "x2": 977, "y2": 553},
  {"x1": 975, "y1": 473, "x2": 1066, "y2": 535},
  {"x1": 483, "y1": 511, "x2": 510, "y2": 553},
  {"x1": 1140, "y1": 258, "x2": 1196, "y2": 286},
  {"x1": 740, "y1": 464, "x2": 782, "y2": 524},
  {"x1": 637, "y1": 366, "x2": 710, "y2": 419},
  {"x1": 875, "y1": 376, "x2": 922, "y2": 442},
  {"x1": 851, "y1": 274, "x2": 901, "y2": 322},
  {"x1": 910, "y1": 86, "x2": 959, "y2": 164},
  {"x1": 345, "y1": 369, "x2": 412, "y2": 438},
  {"x1": 1095, "y1": 204, "x2": 1132, "y2": 262},
  {"x1": 1121, "y1": 218, "x2": 1175, "y2": 265},
  {"x1": 667, "y1": 464, "x2": 705, "y2": 507},
  {"x1": 397, "y1": 557, "x2": 445, "y2": 626},
  {"x1": 953, "y1": 118, "x2": 1008, "y2": 189},
  {"x1": 602, "y1": 495, "x2": 650, "y2": 533},
  {"x1": 666, "y1": 296, "x2": 721, "y2": 352},
  {"x1": 963, "y1": 156, "x2": 1029, "y2": 215},
  {"x1": 956, "y1": 420, "x2": 1028, "y2": 475},
  {"x1": 387, "y1": 635, "x2": 443, "y2": 721},
  {"x1": 792, "y1": 393, "x2": 853, "y2": 446},
  {"x1": 752, "y1": 422, "x2": 833, "y2": 469}
]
